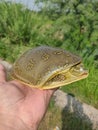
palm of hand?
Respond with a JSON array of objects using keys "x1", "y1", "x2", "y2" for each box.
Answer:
[{"x1": 0, "y1": 64, "x2": 55, "y2": 129}]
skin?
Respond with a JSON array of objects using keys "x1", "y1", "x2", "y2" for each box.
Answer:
[{"x1": 0, "y1": 64, "x2": 56, "y2": 130}]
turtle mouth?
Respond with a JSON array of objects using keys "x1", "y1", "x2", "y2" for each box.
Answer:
[{"x1": 42, "y1": 63, "x2": 89, "y2": 89}]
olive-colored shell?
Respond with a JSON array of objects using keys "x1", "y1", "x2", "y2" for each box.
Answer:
[{"x1": 11, "y1": 46, "x2": 81, "y2": 88}]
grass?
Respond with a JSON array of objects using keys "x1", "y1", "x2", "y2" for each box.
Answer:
[{"x1": 0, "y1": 2, "x2": 98, "y2": 130}]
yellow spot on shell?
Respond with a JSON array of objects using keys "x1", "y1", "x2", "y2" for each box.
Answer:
[
  {"x1": 41, "y1": 53, "x2": 50, "y2": 61},
  {"x1": 53, "y1": 51, "x2": 63, "y2": 55}
]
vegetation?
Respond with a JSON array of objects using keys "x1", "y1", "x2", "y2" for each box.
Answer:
[
  {"x1": 0, "y1": 1, "x2": 98, "y2": 129},
  {"x1": 36, "y1": 0, "x2": 98, "y2": 59},
  {"x1": 39, "y1": 104, "x2": 93, "y2": 130}
]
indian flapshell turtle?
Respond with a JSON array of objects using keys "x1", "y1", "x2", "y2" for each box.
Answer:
[{"x1": 10, "y1": 46, "x2": 88, "y2": 89}]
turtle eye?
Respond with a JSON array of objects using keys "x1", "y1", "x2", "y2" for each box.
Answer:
[
  {"x1": 80, "y1": 67, "x2": 84, "y2": 72},
  {"x1": 73, "y1": 63, "x2": 84, "y2": 71}
]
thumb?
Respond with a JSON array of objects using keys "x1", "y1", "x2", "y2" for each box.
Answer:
[{"x1": 0, "y1": 64, "x2": 7, "y2": 83}]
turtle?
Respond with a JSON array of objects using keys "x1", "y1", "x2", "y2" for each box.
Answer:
[{"x1": 10, "y1": 46, "x2": 88, "y2": 89}]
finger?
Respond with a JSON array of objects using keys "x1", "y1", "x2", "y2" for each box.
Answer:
[{"x1": 0, "y1": 64, "x2": 7, "y2": 83}]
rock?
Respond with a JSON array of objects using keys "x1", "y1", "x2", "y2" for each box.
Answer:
[
  {"x1": 0, "y1": 60, "x2": 12, "y2": 71},
  {"x1": 53, "y1": 90, "x2": 98, "y2": 130},
  {"x1": 0, "y1": 60, "x2": 12, "y2": 79}
]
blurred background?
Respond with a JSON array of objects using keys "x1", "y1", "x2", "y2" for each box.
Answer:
[{"x1": 0, "y1": 0, "x2": 98, "y2": 129}]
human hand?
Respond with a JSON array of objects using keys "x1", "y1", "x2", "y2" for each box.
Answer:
[{"x1": 0, "y1": 64, "x2": 56, "y2": 130}]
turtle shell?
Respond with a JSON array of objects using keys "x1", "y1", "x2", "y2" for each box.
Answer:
[{"x1": 10, "y1": 46, "x2": 82, "y2": 89}]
